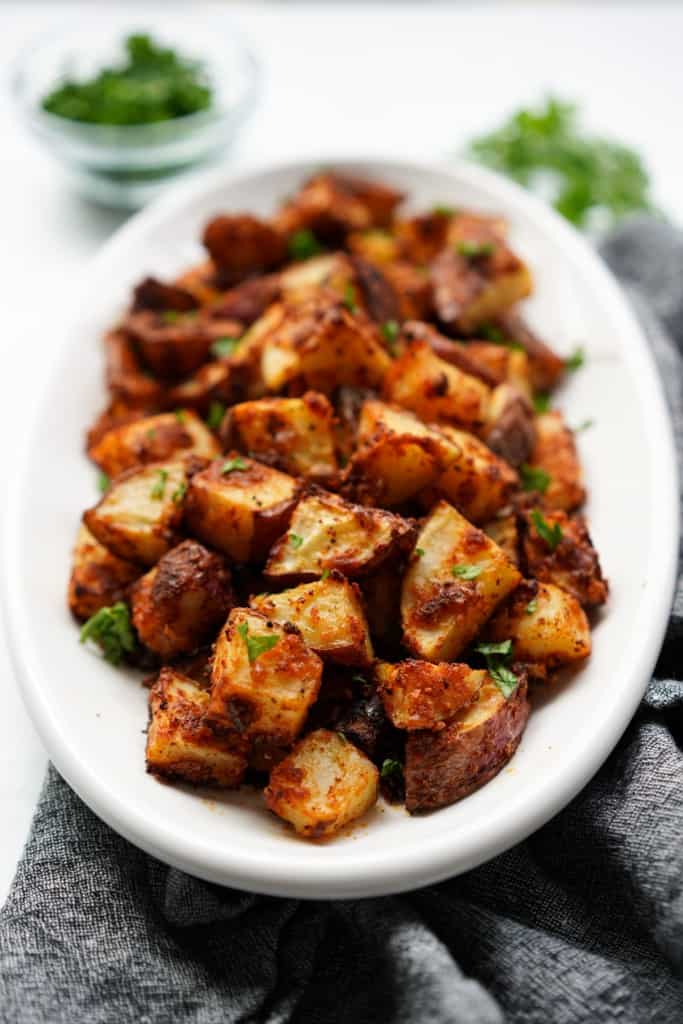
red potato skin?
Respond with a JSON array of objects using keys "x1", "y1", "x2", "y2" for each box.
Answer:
[{"x1": 404, "y1": 674, "x2": 530, "y2": 813}]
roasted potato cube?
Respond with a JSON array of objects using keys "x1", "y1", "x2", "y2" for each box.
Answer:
[
  {"x1": 123, "y1": 309, "x2": 243, "y2": 379},
  {"x1": 83, "y1": 459, "x2": 189, "y2": 566},
  {"x1": 279, "y1": 254, "x2": 344, "y2": 300},
  {"x1": 521, "y1": 508, "x2": 608, "y2": 608},
  {"x1": 207, "y1": 608, "x2": 322, "y2": 743},
  {"x1": 209, "y1": 274, "x2": 281, "y2": 326},
  {"x1": 274, "y1": 172, "x2": 403, "y2": 239},
  {"x1": 463, "y1": 343, "x2": 532, "y2": 400},
  {"x1": 401, "y1": 500, "x2": 521, "y2": 661},
  {"x1": 401, "y1": 321, "x2": 499, "y2": 387},
  {"x1": 260, "y1": 292, "x2": 391, "y2": 394},
  {"x1": 68, "y1": 525, "x2": 140, "y2": 621},
  {"x1": 383, "y1": 340, "x2": 490, "y2": 430},
  {"x1": 481, "y1": 382, "x2": 535, "y2": 467},
  {"x1": 485, "y1": 580, "x2": 591, "y2": 675},
  {"x1": 202, "y1": 213, "x2": 287, "y2": 279},
  {"x1": 376, "y1": 660, "x2": 485, "y2": 730},
  {"x1": 131, "y1": 275, "x2": 198, "y2": 314},
  {"x1": 264, "y1": 729, "x2": 379, "y2": 838},
  {"x1": 228, "y1": 392, "x2": 338, "y2": 481},
  {"x1": 493, "y1": 310, "x2": 566, "y2": 392},
  {"x1": 265, "y1": 490, "x2": 414, "y2": 581},
  {"x1": 185, "y1": 456, "x2": 298, "y2": 564},
  {"x1": 104, "y1": 330, "x2": 166, "y2": 408},
  {"x1": 382, "y1": 261, "x2": 434, "y2": 321},
  {"x1": 131, "y1": 540, "x2": 234, "y2": 659},
  {"x1": 527, "y1": 411, "x2": 585, "y2": 511},
  {"x1": 347, "y1": 229, "x2": 400, "y2": 266},
  {"x1": 146, "y1": 669, "x2": 247, "y2": 786},
  {"x1": 404, "y1": 673, "x2": 530, "y2": 812},
  {"x1": 394, "y1": 211, "x2": 453, "y2": 264},
  {"x1": 88, "y1": 410, "x2": 220, "y2": 478},
  {"x1": 251, "y1": 573, "x2": 373, "y2": 666},
  {"x1": 426, "y1": 425, "x2": 519, "y2": 524},
  {"x1": 165, "y1": 360, "x2": 246, "y2": 415}
]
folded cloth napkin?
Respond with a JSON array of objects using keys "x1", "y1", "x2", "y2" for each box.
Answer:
[{"x1": 1, "y1": 217, "x2": 682, "y2": 1024}]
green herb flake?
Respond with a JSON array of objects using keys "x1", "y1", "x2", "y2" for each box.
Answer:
[
  {"x1": 211, "y1": 336, "x2": 241, "y2": 359},
  {"x1": 432, "y1": 204, "x2": 457, "y2": 217},
  {"x1": 171, "y1": 480, "x2": 188, "y2": 504},
  {"x1": 80, "y1": 602, "x2": 136, "y2": 666},
  {"x1": 288, "y1": 229, "x2": 324, "y2": 261},
  {"x1": 531, "y1": 508, "x2": 563, "y2": 550},
  {"x1": 526, "y1": 598, "x2": 538, "y2": 615},
  {"x1": 174, "y1": 409, "x2": 186, "y2": 424},
  {"x1": 456, "y1": 239, "x2": 495, "y2": 261},
  {"x1": 565, "y1": 346, "x2": 585, "y2": 371},
  {"x1": 474, "y1": 639, "x2": 518, "y2": 698},
  {"x1": 97, "y1": 471, "x2": 110, "y2": 494},
  {"x1": 452, "y1": 563, "x2": 482, "y2": 580},
  {"x1": 343, "y1": 282, "x2": 358, "y2": 313},
  {"x1": 289, "y1": 533, "x2": 304, "y2": 550},
  {"x1": 533, "y1": 392, "x2": 552, "y2": 413},
  {"x1": 320, "y1": 568, "x2": 331, "y2": 580},
  {"x1": 205, "y1": 401, "x2": 226, "y2": 430},
  {"x1": 381, "y1": 758, "x2": 403, "y2": 779},
  {"x1": 519, "y1": 464, "x2": 551, "y2": 494},
  {"x1": 150, "y1": 468, "x2": 168, "y2": 500},
  {"x1": 352, "y1": 674, "x2": 366, "y2": 685},
  {"x1": 478, "y1": 322, "x2": 506, "y2": 343},
  {"x1": 415, "y1": 547, "x2": 425, "y2": 558},
  {"x1": 237, "y1": 621, "x2": 279, "y2": 664},
  {"x1": 574, "y1": 418, "x2": 595, "y2": 433},
  {"x1": 221, "y1": 456, "x2": 248, "y2": 475},
  {"x1": 381, "y1": 319, "x2": 400, "y2": 355}
]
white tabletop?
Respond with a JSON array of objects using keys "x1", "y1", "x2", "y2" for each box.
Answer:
[{"x1": 1, "y1": 0, "x2": 681, "y2": 903}]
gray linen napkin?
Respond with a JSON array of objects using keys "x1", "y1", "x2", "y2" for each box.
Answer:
[{"x1": 1, "y1": 217, "x2": 682, "y2": 1024}]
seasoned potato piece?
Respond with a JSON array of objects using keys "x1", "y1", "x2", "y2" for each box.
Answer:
[
  {"x1": 265, "y1": 490, "x2": 414, "y2": 581},
  {"x1": 165, "y1": 360, "x2": 246, "y2": 415},
  {"x1": 83, "y1": 459, "x2": 189, "y2": 566},
  {"x1": 492, "y1": 310, "x2": 566, "y2": 392},
  {"x1": 251, "y1": 573, "x2": 373, "y2": 666},
  {"x1": 88, "y1": 410, "x2": 219, "y2": 477},
  {"x1": 264, "y1": 729, "x2": 379, "y2": 838},
  {"x1": 147, "y1": 669, "x2": 247, "y2": 786},
  {"x1": 202, "y1": 213, "x2": 286, "y2": 279},
  {"x1": 185, "y1": 456, "x2": 299, "y2": 564},
  {"x1": 382, "y1": 261, "x2": 433, "y2": 321},
  {"x1": 427, "y1": 425, "x2": 519, "y2": 524},
  {"x1": 485, "y1": 580, "x2": 591, "y2": 675},
  {"x1": 527, "y1": 411, "x2": 585, "y2": 511},
  {"x1": 347, "y1": 229, "x2": 400, "y2": 266},
  {"x1": 483, "y1": 513, "x2": 520, "y2": 567},
  {"x1": 123, "y1": 309, "x2": 244, "y2": 380},
  {"x1": 348, "y1": 400, "x2": 458, "y2": 506},
  {"x1": 383, "y1": 340, "x2": 490, "y2": 430},
  {"x1": 209, "y1": 274, "x2": 281, "y2": 326},
  {"x1": 405, "y1": 673, "x2": 530, "y2": 812},
  {"x1": 131, "y1": 540, "x2": 234, "y2": 658},
  {"x1": 394, "y1": 211, "x2": 453, "y2": 265},
  {"x1": 279, "y1": 254, "x2": 344, "y2": 300},
  {"x1": 401, "y1": 321, "x2": 499, "y2": 387},
  {"x1": 175, "y1": 259, "x2": 226, "y2": 306},
  {"x1": 274, "y1": 172, "x2": 402, "y2": 239},
  {"x1": 68, "y1": 525, "x2": 140, "y2": 621},
  {"x1": 229, "y1": 392, "x2": 338, "y2": 481},
  {"x1": 376, "y1": 660, "x2": 485, "y2": 730},
  {"x1": 401, "y1": 500, "x2": 521, "y2": 661},
  {"x1": 207, "y1": 608, "x2": 322, "y2": 743},
  {"x1": 260, "y1": 291, "x2": 391, "y2": 394},
  {"x1": 463, "y1": 343, "x2": 532, "y2": 400},
  {"x1": 105, "y1": 330, "x2": 166, "y2": 408},
  {"x1": 481, "y1": 382, "x2": 535, "y2": 467},
  {"x1": 521, "y1": 508, "x2": 608, "y2": 608},
  {"x1": 131, "y1": 276, "x2": 198, "y2": 314}
]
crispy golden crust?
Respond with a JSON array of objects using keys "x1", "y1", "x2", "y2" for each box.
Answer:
[
  {"x1": 68, "y1": 525, "x2": 140, "y2": 621},
  {"x1": 521, "y1": 508, "x2": 608, "y2": 608},
  {"x1": 383, "y1": 340, "x2": 490, "y2": 430},
  {"x1": 202, "y1": 214, "x2": 287, "y2": 278},
  {"x1": 88, "y1": 410, "x2": 220, "y2": 477},
  {"x1": 402, "y1": 321, "x2": 500, "y2": 387},
  {"x1": 527, "y1": 411, "x2": 585, "y2": 511},
  {"x1": 425, "y1": 425, "x2": 519, "y2": 524},
  {"x1": 376, "y1": 660, "x2": 485, "y2": 730},
  {"x1": 405, "y1": 675, "x2": 530, "y2": 812}
]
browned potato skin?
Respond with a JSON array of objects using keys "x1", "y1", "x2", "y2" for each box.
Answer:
[
  {"x1": 405, "y1": 674, "x2": 530, "y2": 813},
  {"x1": 105, "y1": 330, "x2": 167, "y2": 408},
  {"x1": 481, "y1": 382, "x2": 535, "y2": 468},
  {"x1": 86, "y1": 401, "x2": 147, "y2": 452},
  {"x1": 527, "y1": 411, "x2": 585, "y2": 511},
  {"x1": 131, "y1": 540, "x2": 234, "y2": 659},
  {"x1": 122, "y1": 309, "x2": 244, "y2": 380},
  {"x1": 185, "y1": 456, "x2": 299, "y2": 564},
  {"x1": 521, "y1": 508, "x2": 608, "y2": 608},
  {"x1": 202, "y1": 214, "x2": 287, "y2": 279},
  {"x1": 401, "y1": 321, "x2": 500, "y2": 388},
  {"x1": 68, "y1": 525, "x2": 140, "y2": 621},
  {"x1": 273, "y1": 173, "x2": 403, "y2": 240},
  {"x1": 88, "y1": 410, "x2": 220, "y2": 478},
  {"x1": 394, "y1": 212, "x2": 452, "y2": 265},
  {"x1": 131, "y1": 276, "x2": 198, "y2": 314},
  {"x1": 376, "y1": 660, "x2": 485, "y2": 731},
  {"x1": 494, "y1": 309, "x2": 566, "y2": 392},
  {"x1": 208, "y1": 274, "x2": 281, "y2": 326},
  {"x1": 147, "y1": 669, "x2": 248, "y2": 787},
  {"x1": 382, "y1": 262, "x2": 434, "y2": 321}
]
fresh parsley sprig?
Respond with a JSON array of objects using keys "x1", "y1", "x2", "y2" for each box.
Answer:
[
  {"x1": 80, "y1": 602, "x2": 136, "y2": 666},
  {"x1": 531, "y1": 509, "x2": 563, "y2": 550},
  {"x1": 237, "y1": 621, "x2": 279, "y2": 664},
  {"x1": 474, "y1": 639, "x2": 519, "y2": 698}
]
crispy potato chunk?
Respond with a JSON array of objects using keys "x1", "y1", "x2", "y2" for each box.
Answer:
[
  {"x1": 485, "y1": 580, "x2": 591, "y2": 676},
  {"x1": 401, "y1": 321, "x2": 499, "y2": 387},
  {"x1": 185, "y1": 456, "x2": 299, "y2": 564},
  {"x1": 207, "y1": 608, "x2": 322, "y2": 743},
  {"x1": 383, "y1": 262, "x2": 433, "y2": 321},
  {"x1": 83, "y1": 459, "x2": 189, "y2": 566},
  {"x1": 527, "y1": 411, "x2": 585, "y2": 511},
  {"x1": 123, "y1": 309, "x2": 243, "y2": 379},
  {"x1": 347, "y1": 400, "x2": 458, "y2": 507},
  {"x1": 376, "y1": 660, "x2": 485, "y2": 730},
  {"x1": 260, "y1": 291, "x2": 391, "y2": 394},
  {"x1": 264, "y1": 729, "x2": 379, "y2": 838},
  {"x1": 274, "y1": 173, "x2": 403, "y2": 239},
  {"x1": 165, "y1": 360, "x2": 247, "y2": 415},
  {"x1": 394, "y1": 211, "x2": 452, "y2": 265},
  {"x1": 383, "y1": 340, "x2": 490, "y2": 430},
  {"x1": 88, "y1": 410, "x2": 219, "y2": 477},
  {"x1": 265, "y1": 490, "x2": 414, "y2": 581},
  {"x1": 481, "y1": 382, "x2": 535, "y2": 467},
  {"x1": 131, "y1": 540, "x2": 234, "y2": 659},
  {"x1": 463, "y1": 343, "x2": 532, "y2": 399},
  {"x1": 202, "y1": 214, "x2": 286, "y2": 278},
  {"x1": 405, "y1": 674, "x2": 530, "y2": 812},
  {"x1": 483, "y1": 512, "x2": 520, "y2": 567},
  {"x1": 401, "y1": 500, "x2": 521, "y2": 661},
  {"x1": 131, "y1": 276, "x2": 198, "y2": 314},
  {"x1": 68, "y1": 525, "x2": 140, "y2": 621},
  {"x1": 251, "y1": 573, "x2": 373, "y2": 666},
  {"x1": 104, "y1": 330, "x2": 166, "y2": 408},
  {"x1": 229, "y1": 392, "x2": 338, "y2": 481},
  {"x1": 209, "y1": 274, "x2": 281, "y2": 326},
  {"x1": 426, "y1": 425, "x2": 519, "y2": 524},
  {"x1": 147, "y1": 669, "x2": 247, "y2": 786},
  {"x1": 347, "y1": 229, "x2": 400, "y2": 266},
  {"x1": 521, "y1": 508, "x2": 608, "y2": 608},
  {"x1": 493, "y1": 310, "x2": 566, "y2": 392}
]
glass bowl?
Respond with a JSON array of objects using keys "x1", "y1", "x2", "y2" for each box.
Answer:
[{"x1": 12, "y1": 15, "x2": 260, "y2": 209}]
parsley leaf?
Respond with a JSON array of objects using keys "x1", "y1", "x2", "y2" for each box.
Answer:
[
  {"x1": 352, "y1": 674, "x2": 366, "y2": 684},
  {"x1": 221, "y1": 456, "x2": 248, "y2": 475},
  {"x1": 80, "y1": 602, "x2": 136, "y2": 666},
  {"x1": 97, "y1": 471, "x2": 110, "y2": 493},
  {"x1": 565, "y1": 346, "x2": 585, "y2": 371},
  {"x1": 415, "y1": 547, "x2": 425, "y2": 558},
  {"x1": 160, "y1": 310, "x2": 182, "y2": 324},
  {"x1": 288, "y1": 229, "x2": 323, "y2": 261},
  {"x1": 526, "y1": 598, "x2": 538, "y2": 615},
  {"x1": 381, "y1": 319, "x2": 400, "y2": 355},
  {"x1": 474, "y1": 639, "x2": 519, "y2": 698},
  {"x1": 433, "y1": 204, "x2": 457, "y2": 217},
  {"x1": 320, "y1": 568, "x2": 331, "y2": 580},
  {"x1": 452, "y1": 563, "x2": 482, "y2": 580},
  {"x1": 237, "y1": 621, "x2": 279, "y2": 663},
  {"x1": 533, "y1": 392, "x2": 551, "y2": 413},
  {"x1": 289, "y1": 533, "x2": 304, "y2": 550},
  {"x1": 205, "y1": 400, "x2": 226, "y2": 430},
  {"x1": 171, "y1": 480, "x2": 187, "y2": 504},
  {"x1": 456, "y1": 239, "x2": 495, "y2": 261},
  {"x1": 519, "y1": 464, "x2": 551, "y2": 493},
  {"x1": 381, "y1": 758, "x2": 403, "y2": 779},
  {"x1": 150, "y1": 468, "x2": 168, "y2": 499},
  {"x1": 343, "y1": 282, "x2": 358, "y2": 313},
  {"x1": 477, "y1": 322, "x2": 506, "y2": 343},
  {"x1": 573, "y1": 418, "x2": 595, "y2": 433},
  {"x1": 174, "y1": 409, "x2": 186, "y2": 423},
  {"x1": 211, "y1": 336, "x2": 241, "y2": 359},
  {"x1": 531, "y1": 509, "x2": 563, "y2": 550}
]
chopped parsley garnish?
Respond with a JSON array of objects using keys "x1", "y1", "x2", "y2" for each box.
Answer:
[
  {"x1": 526, "y1": 598, "x2": 538, "y2": 615},
  {"x1": 288, "y1": 229, "x2": 323, "y2": 261},
  {"x1": 211, "y1": 336, "x2": 241, "y2": 359},
  {"x1": 237, "y1": 621, "x2": 279, "y2": 663},
  {"x1": 533, "y1": 392, "x2": 551, "y2": 413},
  {"x1": 565, "y1": 346, "x2": 585, "y2": 371},
  {"x1": 321, "y1": 568, "x2": 331, "y2": 580},
  {"x1": 174, "y1": 409, "x2": 186, "y2": 423},
  {"x1": 150, "y1": 468, "x2": 168, "y2": 499},
  {"x1": 432, "y1": 204, "x2": 457, "y2": 217},
  {"x1": 160, "y1": 310, "x2": 182, "y2": 324},
  {"x1": 456, "y1": 239, "x2": 495, "y2": 261},
  {"x1": 531, "y1": 509, "x2": 563, "y2": 550},
  {"x1": 352, "y1": 674, "x2": 366, "y2": 684},
  {"x1": 97, "y1": 471, "x2": 110, "y2": 493},
  {"x1": 289, "y1": 533, "x2": 304, "y2": 550},
  {"x1": 415, "y1": 547, "x2": 425, "y2": 558},
  {"x1": 452, "y1": 563, "x2": 482, "y2": 580},
  {"x1": 381, "y1": 758, "x2": 403, "y2": 779},
  {"x1": 343, "y1": 282, "x2": 358, "y2": 313},
  {"x1": 205, "y1": 400, "x2": 226, "y2": 430},
  {"x1": 381, "y1": 319, "x2": 400, "y2": 354},
  {"x1": 474, "y1": 639, "x2": 519, "y2": 698},
  {"x1": 80, "y1": 602, "x2": 136, "y2": 666},
  {"x1": 171, "y1": 480, "x2": 187, "y2": 504},
  {"x1": 221, "y1": 456, "x2": 248, "y2": 474},
  {"x1": 478, "y1": 322, "x2": 505, "y2": 343},
  {"x1": 573, "y1": 418, "x2": 595, "y2": 433},
  {"x1": 519, "y1": 464, "x2": 551, "y2": 493}
]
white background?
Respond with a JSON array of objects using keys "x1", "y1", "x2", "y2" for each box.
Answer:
[{"x1": 1, "y1": 0, "x2": 681, "y2": 903}]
